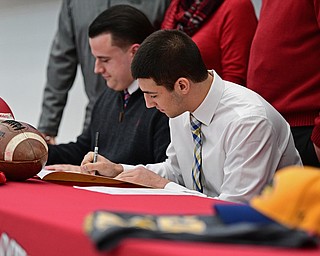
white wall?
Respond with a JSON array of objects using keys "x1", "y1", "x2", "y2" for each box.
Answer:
[
  {"x1": 0, "y1": 0, "x2": 261, "y2": 144},
  {"x1": 0, "y1": 0, "x2": 87, "y2": 144}
]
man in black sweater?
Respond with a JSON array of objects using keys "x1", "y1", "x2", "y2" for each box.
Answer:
[{"x1": 45, "y1": 5, "x2": 170, "y2": 172}]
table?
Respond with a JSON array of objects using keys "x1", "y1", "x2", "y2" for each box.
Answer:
[{"x1": 0, "y1": 178, "x2": 319, "y2": 256}]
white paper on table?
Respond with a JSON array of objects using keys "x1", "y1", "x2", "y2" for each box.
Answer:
[{"x1": 73, "y1": 186, "x2": 207, "y2": 197}]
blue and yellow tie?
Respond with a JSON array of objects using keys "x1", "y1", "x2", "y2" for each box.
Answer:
[{"x1": 190, "y1": 114, "x2": 203, "y2": 192}]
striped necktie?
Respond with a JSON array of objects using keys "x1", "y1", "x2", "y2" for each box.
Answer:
[
  {"x1": 123, "y1": 89, "x2": 130, "y2": 108},
  {"x1": 190, "y1": 114, "x2": 203, "y2": 192}
]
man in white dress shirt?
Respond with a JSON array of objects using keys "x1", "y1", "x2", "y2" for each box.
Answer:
[{"x1": 81, "y1": 30, "x2": 302, "y2": 203}]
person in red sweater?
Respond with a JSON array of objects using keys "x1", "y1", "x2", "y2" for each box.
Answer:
[
  {"x1": 161, "y1": 0, "x2": 257, "y2": 86},
  {"x1": 247, "y1": 0, "x2": 320, "y2": 167}
]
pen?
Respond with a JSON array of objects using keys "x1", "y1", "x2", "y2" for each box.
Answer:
[{"x1": 93, "y1": 131, "x2": 99, "y2": 163}]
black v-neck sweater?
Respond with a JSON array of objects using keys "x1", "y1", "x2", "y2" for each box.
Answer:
[{"x1": 47, "y1": 87, "x2": 170, "y2": 165}]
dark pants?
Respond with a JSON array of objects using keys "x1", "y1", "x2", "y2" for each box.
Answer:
[{"x1": 291, "y1": 126, "x2": 320, "y2": 167}]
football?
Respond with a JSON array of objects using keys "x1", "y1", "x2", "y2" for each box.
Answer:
[
  {"x1": 0, "y1": 97, "x2": 15, "y2": 120},
  {"x1": 0, "y1": 120, "x2": 48, "y2": 181}
]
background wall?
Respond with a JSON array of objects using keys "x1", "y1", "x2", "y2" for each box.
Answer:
[
  {"x1": 0, "y1": 0, "x2": 87, "y2": 143},
  {"x1": 0, "y1": 0, "x2": 262, "y2": 144}
]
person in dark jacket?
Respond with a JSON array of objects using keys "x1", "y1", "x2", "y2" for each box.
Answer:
[
  {"x1": 38, "y1": 0, "x2": 170, "y2": 144},
  {"x1": 45, "y1": 5, "x2": 170, "y2": 172}
]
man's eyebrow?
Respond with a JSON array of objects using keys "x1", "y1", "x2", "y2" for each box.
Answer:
[
  {"x1": 141, "y1": 91, "x2": 158, "y2": 94},
  {"x1": 97, "y1": 56, "x2": 109, "y2": 60}
]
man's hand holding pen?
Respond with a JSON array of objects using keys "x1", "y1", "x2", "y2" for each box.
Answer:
[
  {"x1": 80, "y1": 131, "x2": 170, "y2": 187},
  {"x1": 81, "y1": 132, "x2": 124, "y2": 176},
  {"x1": 80, "y1": 151, "x2": 124, "y2": 177},
  {"x1": 80, "y1": 152, "x2": 170, "y2": 188}
]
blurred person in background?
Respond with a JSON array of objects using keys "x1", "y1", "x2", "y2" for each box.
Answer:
[
  {"x1": 161, "y1": 0, "x2": 257, "y2": 86},
  {"x1": 247, "y1": 0, "x2": 320, "y2": 167}
]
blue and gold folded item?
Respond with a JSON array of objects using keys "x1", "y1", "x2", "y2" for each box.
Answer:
[
  {"x1": 214, "y1": 166, "x2": 320, "y2": 236},
  {"x1": 84, "y1": 166, "x2": 320, "y2": 251}
]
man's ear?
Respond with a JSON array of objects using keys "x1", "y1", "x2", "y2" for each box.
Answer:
[
  {"x1": 130, "y1": 44, "x2": 140, "y2": 56},
  {"x1": 175, "y1": 78, "x2": 190, "y2": 95}
]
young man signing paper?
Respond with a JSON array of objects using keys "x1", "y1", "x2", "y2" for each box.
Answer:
[{"x1": 81, "y1": 30, "x2": 302, "y2": 203}]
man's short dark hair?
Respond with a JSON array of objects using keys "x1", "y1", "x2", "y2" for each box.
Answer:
[
  {"x1": 131, "y1": 29, "x2": 208, "y2": 91},
  {"x1": 89, "y1": 5, "x2": 155, "y2": 50}
]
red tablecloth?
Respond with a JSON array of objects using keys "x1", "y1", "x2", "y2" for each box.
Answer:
[{"x1": 0, "y1": 178, "x2": 319, "y2": 256}]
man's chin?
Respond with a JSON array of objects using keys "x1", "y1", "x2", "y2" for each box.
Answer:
[
  {"x1": 106, "y1": 83, "x2": 120, "y2": 91},
  {"x1": 166, "y1": 112, "x2": 182, "y2": 119},
  {"x1": 158, "y1": 109, "x2": 171, "y2": 118}
]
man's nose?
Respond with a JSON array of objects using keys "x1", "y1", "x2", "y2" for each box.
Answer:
[
  {"x1": 94, "y1": 60, "x2": 103, "y2": 74},
  {"x1": 144, "y1": 95, "x2": 156, "y2": 109}
]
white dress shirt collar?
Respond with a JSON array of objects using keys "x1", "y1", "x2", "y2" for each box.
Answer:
[
  {"x1": 191, "y1": 70, "x2": 225, "y2": 126},
  {"x1": 127, "y1": 80, "x2": 139, "y2": 95}
]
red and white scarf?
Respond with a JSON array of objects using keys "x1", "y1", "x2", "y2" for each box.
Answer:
[{"x1": 161, "y1": 0, "x2": 224, "y2": 36}]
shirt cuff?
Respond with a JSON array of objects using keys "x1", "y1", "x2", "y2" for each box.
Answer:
[{"x1": 121, "y1": 164, "x2": 139, "y2": 171}]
